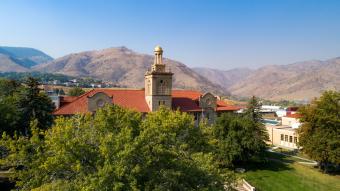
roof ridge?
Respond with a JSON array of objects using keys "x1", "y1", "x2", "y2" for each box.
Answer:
[{"x1": 54, "y1": 89, "x2": 95, "y2": 113}]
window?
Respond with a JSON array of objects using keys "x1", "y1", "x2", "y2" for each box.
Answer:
[
  {"x1": 281, "y1": 134, "x2": 284, "y2": 141},
  {"x1": 96, "y1": 99, "x2": 105, "y2": 108},
  {"x1": 147, "y1": 80, "x2": 151, "y2": 94},
  {"x1": 289, "y1": 136, "x2": 293, "y2": 143},
  {"x1": 157, "y1": 79, "x2": 169, "y2": 94},
  {"x1": 294, "y1": 137, "x2": 298, "y2": 143},
  {"x1": 158, "y1": 100, "x2": 166, "y2": 106},
  {"x1": 285, "y1": 135, "x2": 288, "y2": 142}
]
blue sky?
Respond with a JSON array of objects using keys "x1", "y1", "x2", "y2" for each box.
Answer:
[{"x1": 1, "y1": 0, "x2": 340, "y2": 69}]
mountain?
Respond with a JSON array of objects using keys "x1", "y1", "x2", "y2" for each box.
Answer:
[
  {"x1": 34, "y1": 47, "x2": 227, "y2": 95},
  {"x1": 0, "y1": 46, "x2": 53, "y2": 70},
  {"x1": 228, "y1": 58, "x2": 340, "y2": 100},
  {"x1": 0, "y1": 54, "x2": 30, "y2": 72},
  {"x1": 193, "y1": 67, "x2": 253, "y2": 90}
]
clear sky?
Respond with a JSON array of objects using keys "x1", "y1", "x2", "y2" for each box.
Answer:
[{"x1": 1, "y1": 0, "x2": 340, "y2": 70}]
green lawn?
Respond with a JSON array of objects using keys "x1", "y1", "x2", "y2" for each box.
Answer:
[{"x1": 238, "y1": 152, "x2": 340, "y2": 191}]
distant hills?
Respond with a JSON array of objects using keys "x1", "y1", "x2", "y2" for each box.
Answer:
[
  {"x1": 192, "y1": 67, "x2": 252, "y2": 90},
  {"x1": 0, "y1": 46, "x2": 53, "y2": 71},
  {"x1": 1, "y1": 45, "x2": 339, "y2": 100},
  {"x1": 33, "y1": 47, "x2": 227, "y2": 95},
  {"x1": 195, "y1": 58, "x2": 340, "y2": 101},
  {"x1": 231, "y1": 58, "x2": 340, "y2": 100}
]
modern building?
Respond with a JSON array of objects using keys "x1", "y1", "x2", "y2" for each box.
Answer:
[
  {"x1": 266, "y1": 125, "x2": 299, "y2": 149},
  {"x1": 265, "y1": 113, "x2": 302, "y2": 149},
  {"x1": 53, "y1": 46, "x2": 241, "y2": 124}
]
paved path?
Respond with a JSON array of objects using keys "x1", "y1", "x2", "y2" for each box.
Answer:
[{"x1": 267, "y1": 148, "x2": 318, "y2": 165}]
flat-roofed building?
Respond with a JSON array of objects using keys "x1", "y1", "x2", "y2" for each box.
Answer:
[{"x1": 266, "y1": 125, "x2": 299, "y2": 149}]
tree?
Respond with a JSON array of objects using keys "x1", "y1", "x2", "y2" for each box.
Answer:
[
  {"x1": 68, "y1": 87, "x2": 85, "y2": 96},
  {"x1": 0, "y1": 78, "x2": 21, "y2": 97},
  {"x1": 17, "y1": 77, "x2": 55, "y2": 135},
  {"x1": 298, "y1": 91, "x2": 340, "y2": 172},
  {"x1": 0, "y1": 78, "x2": 55, "y2": 136},
  {"x1": 244, "y1": 96, "x2": 262, "y2": 124},
  {"x1": 210, "y1": 96, "x2": 268, "y2": 167},
  {"x1": 0, "y1": 79, "x2": 22, "y2": 135},
  {"x1": 0, "y1": 105, "x2": 234, "y2": 190},
  {"x1": 211, "y1": 113, "x2": 268, "y2": 167}
]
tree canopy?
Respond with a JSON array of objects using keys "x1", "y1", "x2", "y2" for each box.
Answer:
[
  {"x1": 298, "y1": 90, "x2": 340, "y2": 172},
  {"x1": 0, "y1": 77, "x2": 55, "y2": 136},
  {"x1": 211, "y1": 100, "x2": 268, "y2": 167},
  {"x1": 68, "y1": 87, "x2": 85, "y2": 96},
  {"x1": 0, "y1": 106, "x2": 235, "y2": 190}
]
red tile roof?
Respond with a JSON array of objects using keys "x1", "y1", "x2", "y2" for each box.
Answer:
[
  {"x1": 59, "y1": 96, "x2": 78, "y2": 107},
  {"x1": 53, "y1": 89, "x2": 240, "y2": 115},
  {"x1": 172, "y1": 90, "x2": 201, "y2": 112},
  {"x1": 286, "y1": 113, "x2": 302, "y2": 118}
]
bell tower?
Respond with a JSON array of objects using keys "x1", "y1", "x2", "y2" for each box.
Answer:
[{"x1": 145, "y1": 46, "x2": 173, "y2": 111}]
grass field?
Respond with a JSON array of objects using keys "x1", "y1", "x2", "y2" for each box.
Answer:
[{"x1": 238, "y1": 152, "x2": 340, "y2": 191}]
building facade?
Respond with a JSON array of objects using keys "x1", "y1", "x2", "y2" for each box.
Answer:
[{"x1": 52, "y1": 46, "x2": 241, "y2": 123}]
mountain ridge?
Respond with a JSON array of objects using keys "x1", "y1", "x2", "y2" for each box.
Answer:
[
  {"x1": 195, "y1": 58, "x2": 340, "y2": 100},
  {"x1": 33, "y1": 47, "x2": 228, "y2": 95},
  {"x1": 0, "y1": 46, "x2": 53, "y2": 70},
  {"x1": 1, "y1": 45, "x2": 339, "y2": 100}
]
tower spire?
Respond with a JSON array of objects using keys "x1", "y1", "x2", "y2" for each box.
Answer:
[
  {"x1": 154, "y1": 45, "x2": 163, "y2": 65},
  {"x1": 151, "y1": 45, "x2": 165, "y2": 72},
  {"x1": 145, "y1": 46, "x2": 173, "y2": 111}
]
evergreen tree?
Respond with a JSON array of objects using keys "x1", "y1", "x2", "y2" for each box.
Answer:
[
  {"x1": 245, "y1": 95, "x2": 262, "y2": 123},
  {"x1": 18, "y1": 77, "x2": 55, "y2": 135}
]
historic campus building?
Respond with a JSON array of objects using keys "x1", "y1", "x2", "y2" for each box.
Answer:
[{"x1": 53, "y1": 46, "x2": 241, "y2": 123}]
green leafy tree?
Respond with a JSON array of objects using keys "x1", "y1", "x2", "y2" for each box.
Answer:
[
  {"x1": 212, "y1": 113, "x2": 268, "y2": 167},
  {"x1": 130, "y1": 108, "x2": 232, "y2": 190},
  {"x1": 298, "y1": 91, "x2": 340, "y2": 172},
  {"x1": 68, "y1": 87, "x2": 85, "y2": 96},
  {"x1": 0, "y1": 79, "x2": 22, "y2": 135},
  {"x1": 0, "y1": 105, "x2": 234, "y2": 190},
  {"x1": 0, "y1": 78, "x2": 21, "y2": 97},
  {"x1": 0, "y1": 96, "x2": 21, "y2": 135},
  {"x1": 210, "y1": 96, "x2": 268, "y2": 167}
]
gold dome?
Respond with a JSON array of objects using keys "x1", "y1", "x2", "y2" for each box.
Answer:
[{"x1": 154, "y1": 45, "x2": 163, "y2": 52}]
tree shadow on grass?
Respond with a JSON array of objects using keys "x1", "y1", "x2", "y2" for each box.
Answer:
[{"x1": 235, "y1": 152, "x2": 294, "y2": 173}]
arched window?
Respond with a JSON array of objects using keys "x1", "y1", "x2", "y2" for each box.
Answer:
[{"x1": 158, "y1": 79, "x2": 166, "y2": 94}]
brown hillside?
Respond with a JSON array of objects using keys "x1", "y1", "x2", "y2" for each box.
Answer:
[
  {"x1": 33, "y1": 47, "x2": 227, "y2": 95},
  {"x1": 228, "y1": 58, "x2": 340, "y2": 100}
]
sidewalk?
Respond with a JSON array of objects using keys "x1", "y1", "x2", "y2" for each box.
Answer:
[{"x1": 266, "y1": 148, "x2": 317, "y2": 165}]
